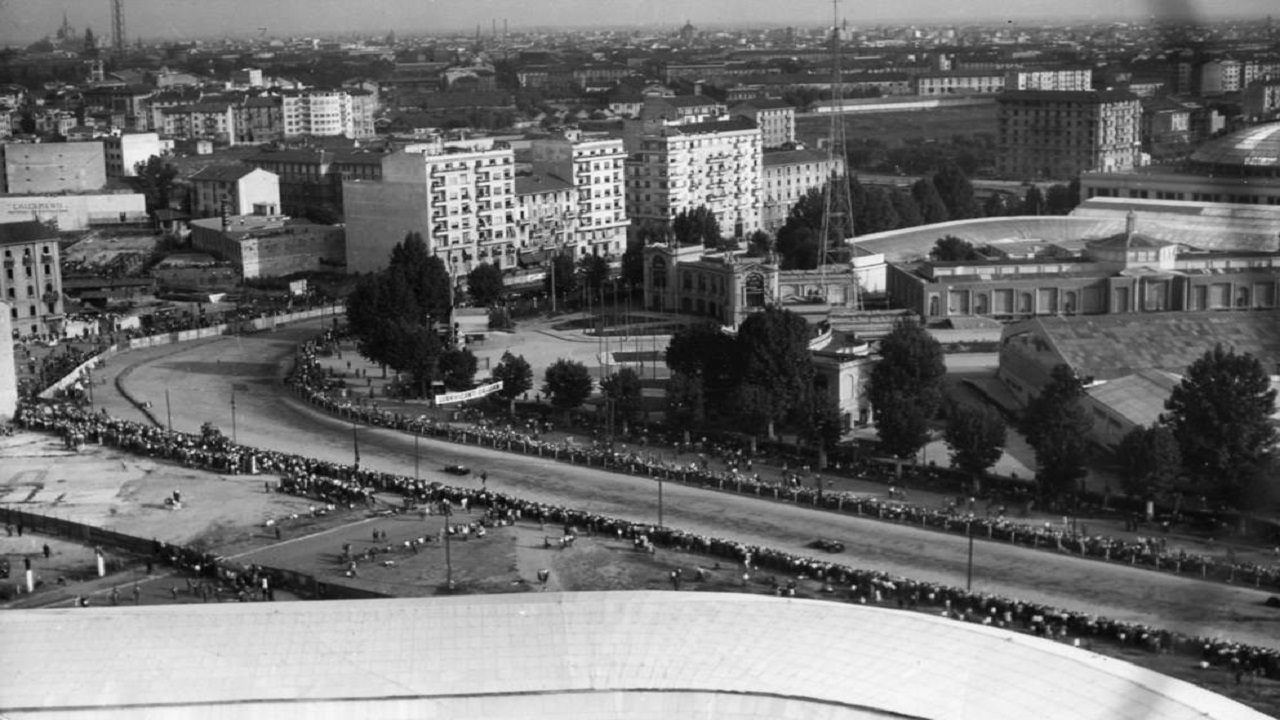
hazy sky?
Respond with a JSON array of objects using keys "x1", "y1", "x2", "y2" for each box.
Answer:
[{"x1": 0, "y1": 0, "x2": 1272, "y2": 45}]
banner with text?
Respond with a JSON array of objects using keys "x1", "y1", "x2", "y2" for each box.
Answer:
[{"x1": 434, "y1": 381, "x2": 503, "y2": 406}]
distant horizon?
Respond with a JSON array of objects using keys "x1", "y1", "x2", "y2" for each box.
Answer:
[{"x1": 1, "y1": 0, "x2": 1274, "y2": 48}]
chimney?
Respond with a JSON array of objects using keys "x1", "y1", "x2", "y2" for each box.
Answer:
[{"x1": 1125, "y1": 209, "x2": 1136, "y2": 242}]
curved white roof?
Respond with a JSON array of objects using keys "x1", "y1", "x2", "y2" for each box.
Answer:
[{"x1": 0, "y1": 592, "x2": 1265, "y2": 720}]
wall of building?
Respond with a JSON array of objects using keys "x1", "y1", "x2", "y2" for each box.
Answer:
[
  {"x1": 241, "y1": 226, "x2": 345, "y2": 278},
  {"x1": 0, "y1": 301, "x2": 15, "y2": 420},
  {"x1": 1, "y1": 142, "x2": 107, "y2": 194},
  {"x1": 0, "y1": 193, "x2": 147, "y2": 231},
  {"x1": 104, "y1": 133, "x2": 162, "y2": 178},
  {"x1": 2, "y1": 236, "x2": 63, "y2": 338},
  {"x1": 343, "y1": 178, "x2": 431, "y2": 274}
]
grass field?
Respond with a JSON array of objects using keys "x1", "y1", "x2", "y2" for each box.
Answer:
[{"x1": 796, "y1": 104, "x2": 999, "y2": 148}]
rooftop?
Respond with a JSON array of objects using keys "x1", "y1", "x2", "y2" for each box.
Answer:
[
  {"x1": 1023, "y1": 311, "x2": 1280, "y2": 381},
  {"x1": 1189, "y1": 121, "x2": 1280, "y2": 169},
  {"x1": 188, "y1": 165, "x2": 264, "y2": 183},
  {"x1": 0, "y1": 220, "x2": 58, "y2": 247},
  {"x1": 0, "y1": 592, "x2": 1266, "y2": 720},
  {"x1": 1086, "y1": 368, "x2": 1184, "y2": 428}
]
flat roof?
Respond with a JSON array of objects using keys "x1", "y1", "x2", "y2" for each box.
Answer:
[{"x1": 0, "y1": 592, "x2": 1266, "y2": 720}]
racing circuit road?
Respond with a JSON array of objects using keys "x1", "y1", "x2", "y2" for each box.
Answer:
[{"x1": 84, "y1": 323, "x2": 1280, "y2": 649}]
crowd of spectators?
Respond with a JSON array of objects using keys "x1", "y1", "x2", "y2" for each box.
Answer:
[
  {"x1": 11, "y1": 399, "x2": 1279, "y2": 681},
  {"x1": 285, "y1": 333, "x2": 1280, "y2": 594}
]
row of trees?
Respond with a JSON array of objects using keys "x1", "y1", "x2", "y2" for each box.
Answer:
[
  {"x1": 345, "y1": 233, "x2": 476, "y2": 397},
  {"x1": 1021, "y1": 346, "x2": 1277, "y2": 508},
  {"x1": 663, "y1": 307, "x2": 842, "y2": 449}
]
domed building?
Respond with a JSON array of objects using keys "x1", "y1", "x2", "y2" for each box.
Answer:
[
  {"x1": 1189, "y1": 122, "x2": 1280, "y2": 178},
  {"x1": 1081, "y1": 121, "x2": 1280, "y2": 204}
]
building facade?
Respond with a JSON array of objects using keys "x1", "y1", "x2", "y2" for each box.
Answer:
[
  {"x1": 245, "y1": 149, "x2": 383, "y2": 220},
  {"x1": 1005, "y1": 67, "x2": 1093, "y2": 92},
  {"x1": 187, "y1": 166, "x2": 281, "y2": 217},
  {"x1": 103, "y1": 132, "x2": 162, "y2": 178},
  {"x1": 996, "y1": 90, "x2": 1142, "y2": 180},
  {"x1": 343, "y1": 139, "x2": 518, "y2": 275},
  {"x1": 1, "y1": 220, "x2": 65, "y2": 338},
  {"x1": 189, "y1": 213, "x2": 345, "y2": 279},
  {"x1": 761, "y1": 148, "x2": 843, "y2": 231},
  {"x1": 913, "y1": 71, "x2": 1006, "y2": 96},
  {"x1": 731, "y1": 99, "x2": 796, "y2": 149},
  {"x1": 280, "y1": 90, "x2": 376, "y2": 139},
  {"x1": 1, "y1": 142, "x2": 106, "y2": 194},
  {"x1": 886, "y1": 216, "x2": 1280, "y2": 320},
  {"x1": 529, "y1": 131, "x2": 629, "y2": 258},
  {"x1": 625, "y1": 117, "x2": 763, "y2": 239},
  {"x1": 159, "y1": 102, "x2": 237, "y2": 145}
]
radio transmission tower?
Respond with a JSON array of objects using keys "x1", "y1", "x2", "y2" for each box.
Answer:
[
  {"x1": 819, "y1": 0, "x2": 859, "y2": 309},
  {"x1": 110, "y1": 0, "x2": 126, "y2": 55}
]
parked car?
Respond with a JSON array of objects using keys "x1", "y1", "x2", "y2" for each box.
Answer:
[
  {"x1": 443, "y1": 464, "x2": 471, "y2": 476},
  {"x1": 807, "y1": 539, "x2": 845, "y2": 553}
]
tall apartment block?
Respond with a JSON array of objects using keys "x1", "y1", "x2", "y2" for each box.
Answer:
[
  {"x1": 996, "y1": 90, "x2": 1142, "y2": 180},
  {"x1": 529, "y1": 130, "x2": 629, "y2": 258},
  {"x1": 624, "y1": 116, "x2": 763, "y2": 240},
  {"x1": 1, "y1": 220, "x2": 64, "y2": 339},
  {"x1": 343, "y1": 139, "x2": 518, "y2": 275}
]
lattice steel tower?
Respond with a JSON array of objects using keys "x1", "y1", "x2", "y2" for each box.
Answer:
[
  {"x1": 819, "y1": 0, "x2": 860, "y2": 308},
  {"x1": 110, "y1": 0, "x2": 126, "y2": 55}
]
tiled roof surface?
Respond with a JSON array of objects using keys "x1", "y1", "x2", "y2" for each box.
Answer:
[
  {"x1": 1086, "y1": 368, "x2": 1183, "y2": 426},
  {"x1": 188, "y1": 165, "x2": 260, "y2": 182},
  {"x1": 0, "y1": 220, "x2": 57, "y2": 246},
  {"x1": 0, "y1": 592, "x2": 1266, "y2": 720},
  {"x1": 1033, "y1": 311, "x2": 1280, "y2": 380}
]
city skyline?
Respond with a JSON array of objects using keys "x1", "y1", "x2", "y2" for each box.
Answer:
[{"x1": 1, "y1": 0, "x2": 1275, "y2": 46}]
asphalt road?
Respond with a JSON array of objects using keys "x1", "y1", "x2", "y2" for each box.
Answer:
[{"x1": 87, "y1": 324, "x2": 1280, "y2": 648}]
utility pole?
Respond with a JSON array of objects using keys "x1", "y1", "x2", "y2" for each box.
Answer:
[
  {"x1": 441, "y1": 499, "x2": 454, "y2": 590},
  {"x1": 352, "y1": 418, "x2": 360, "y2": 468},
  {"x1": 414, "y1": 432, "x2": 420, "y2": 482},
  {"x1": 657, "y1": 475, "x2": 664, "y2": 527},
  {"x1": 966, "y1": 522, "x2": 975, "y2": 592},
  {"x1": 230, "y1": 388, "x2": 237, "y2": 444},
  {"x1": 165, "y1": 388, "x2": 172, "y2": 431}
]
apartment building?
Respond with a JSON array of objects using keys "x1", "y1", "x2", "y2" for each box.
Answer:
[
  {"x1": 245, "y1": 148, "x2": 383, "y2": 220},
  {"x1": 913, "y1": 71, "x2": 1006, "y2": 96},
  {"x1": 529, "y1": 130, "x2": 629, "y2": 257},
  {"x1": 1, "y1": 220, "x2": 64, "y2": 338},
  {"x1": 731, "y1": 99, "x2": 796, "y2": 149},
  {"x1": 1006, "y1": 67, "x2": 1093, "y2": 92},
  {"x1": 159, "y1": 102, "x2": 237, "y2": 145},
  {"x1": 343, "y1": 139, "x2": 518, "y2": 274},
  {"x1": 761, "y1": 148, "x2": 844, "y2": 231},
  {"x1": 996, "y1": 90, "x2": 1142, "y2": 180},
  {"x1": 625, "y1": 116, "x2": 763, "y2": 239},
  {"x1": 280, "y1": 90, "x2": 376, "y2": 139}
]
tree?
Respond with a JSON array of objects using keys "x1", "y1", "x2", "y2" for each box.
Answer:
[
  {"x1": 1163, "y1": 344, "x2": 1278, "y2": 505},
  {"x1": 542, "y1": 358, "x2": 594, "y2": 412},
  {"x1": 802, "y1": 390, "x2": 845, "y2": 455},
  {"x1": 734, "y1": 307, "x2": 815, "y2": 438},
  {"x1": 601, "y1": 367, "x2": 644, "y2": 421},
  {"x1": 857, "y1": 186, "x2": 900, "y2": 235},
  {"x1": 387, "y1": 232, "x2": 452, "y2": 323},
  {"x1": 943, "y1": 401, "x2": 1007, "y2": 488},
  {"x1": 545, "y1": 253, "x2": 578, "y2": 301},
  {"x1": 1117, "y1": 424, "x2": 1181, "y2": 500},
  {"x1": 888, "y1": 187, "x2": 924, "y2": 228},
  {"x1": 620, "y1": 239, "x2": 645, "y2": 288},
  {"x1": 665, "y1": 371, "x2": 705, "y2": 428},
  {"x1": 390, "y1": 320, "x2": 444, "y2": 397},
  {"x1": 492, "y1": 351, "x2": 533, "y2": 411},
  {"x1": 1045, "y1": 180, "x2": 1081, "y2": 215},
  {"x1": 1021, "y1": 364, "x2": 1093, "y2": 499},
  {"x1": 466, "y1": 263, "x2": 505, "y2": 307},
  {"x1": 1021, "y1": 185, "x2": 1045, "y2": 215},
  {"x1": 664, "y1": 322, "x2": 740, "y2": 410},
  {"x1": 438, "y1": 347, "x2": 477, "y2": 391},
  {"x1": 576, "y1": 253, "x2": 610, "y2": 296},
  {"x1": 911, "y1": 177, "x2": 949, "y2": 224},
  {"x1": 930, "y1": 235, "x2": 982, "y2": 262},
  {"x1": 133, "y1": 155, "x2": 178, "y2": 212},
  {"x1": 932, "y1": 162, "x2": 980, "y2": 220},
  {"x1": 672, "y1": 206, "x2": 722, "y2": 248},
  {"x1": 868, "y1": 317, "x2": 946, "y2": 458}
]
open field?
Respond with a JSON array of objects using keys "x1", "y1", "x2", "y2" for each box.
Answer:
[{"x1": 796, "y1": 103, "x2": 999, "y2": 148}]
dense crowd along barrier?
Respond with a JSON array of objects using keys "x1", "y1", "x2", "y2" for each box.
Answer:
[
  {"x1": 11, "y1": 400, "x2": 1278, "y2": 681},
  {"x1": 286, "y1": 331, "x2": 1280, "y2": 595}
]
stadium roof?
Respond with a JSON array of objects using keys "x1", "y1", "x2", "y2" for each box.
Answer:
[
  {"x1": 1086, "y1": 368, "x2": 1183, "y2": 428},
  {"x1": 0, "y1": 592, "x2": 1266, "y2": 720},
  {"x1": 1190, "y1": 122, "x2": 1280, "y2": 169}
]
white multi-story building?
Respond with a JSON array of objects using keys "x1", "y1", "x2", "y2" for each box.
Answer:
[
  {"x1": 343, "y1": 139, "x2": 518, "y2": 275},
  {"x1": 731, "y1": 99, "x2": 796, "y2": 149},
  {"x1": 625, "y1": 116, "x2": 763, "y2": 240},
  {"x1": 1006, "y1": 67, "x2": 1093, "y2": 92},
  {"x1": 103, "y1": 132, "x2": 162, "y2": 178},
  {"x1": 280, "y1": 90, "x2": 375, "y2": 139},
  {"x1": 187, "y1": 166, "x2": 280, "y2": 217},
  {"x1": 996, "y1": 90, "x2": 1142, "y2": 180},
  {"x1": 761, "y1": 148, "x2": 844, "y2": 231},
  {"x1": 159, "y1": 103, "x2": 237, "y2": 145},
  {"x1": 529, "y1": 130, "x2": 629, "y2": 258}
]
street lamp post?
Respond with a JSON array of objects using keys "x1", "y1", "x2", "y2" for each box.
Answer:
[
  {"x1": 165, "y1": 388, "x2": 173, "y2": 432},
  {"x1": 414, "y1": 432, "x2": 420, "y2": 482},
  {"x1": 658, "y1": 474, "x2": 664, "y2": 528},
  {"x1": 966, "y1": 522, "x2": 975, "y2": 592},
  {"x1": 441, "y1": 499, "x2": 454, "y2": 591},
  {"x1": 352, "y1": 418, "x2": 360, "y2": 468},
  {"x1": 230, "y1": 389, "x2": 237, "y2": 444}
]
